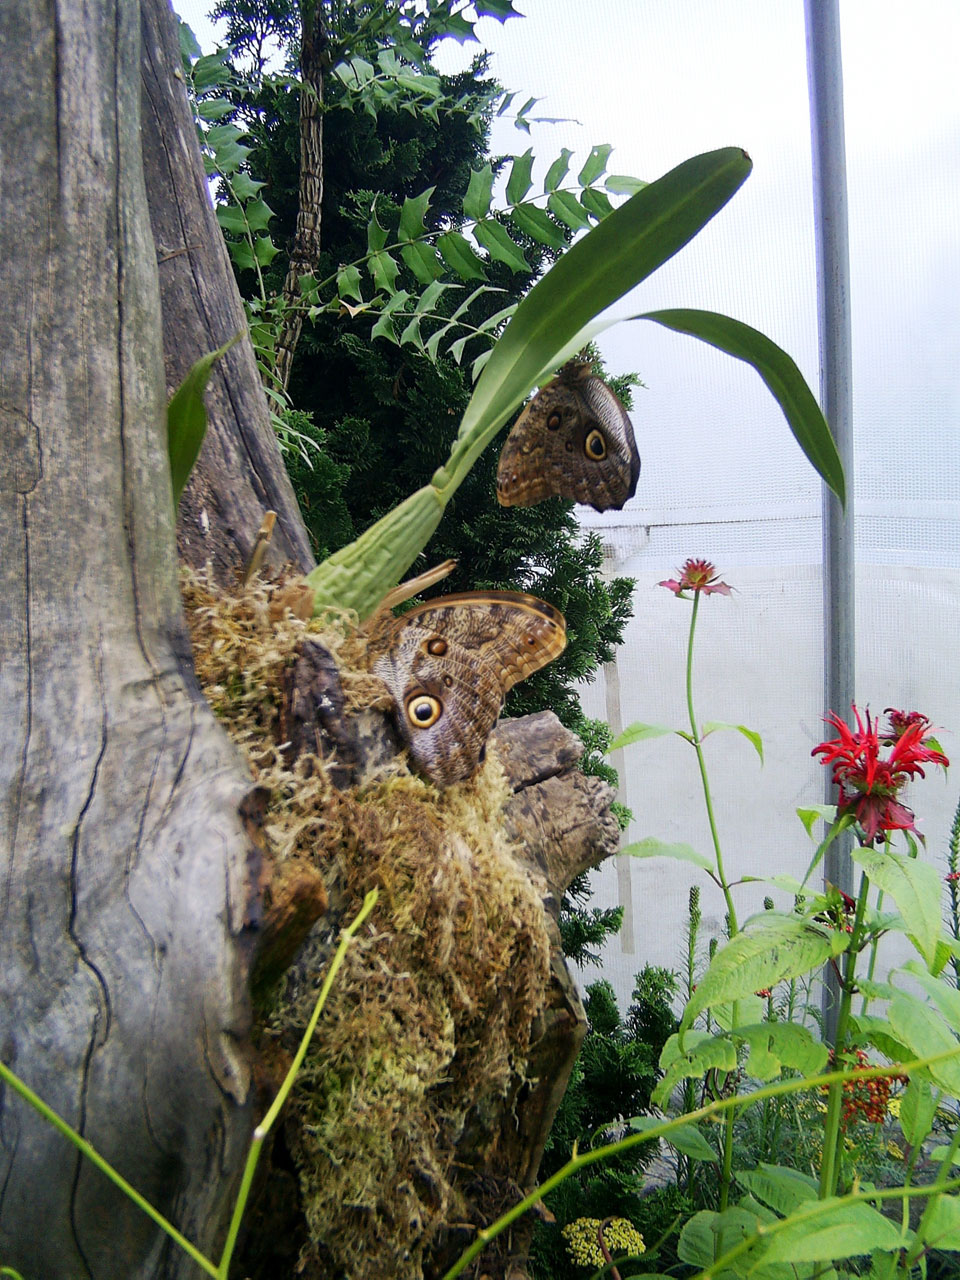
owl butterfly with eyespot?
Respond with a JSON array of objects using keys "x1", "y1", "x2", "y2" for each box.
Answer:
[
  {"x1": 496, "y1": 360, "x2": 640, "y2": 512},
  {"x1": 367, "y1": 591, "x2": 566, "y2": 788}
]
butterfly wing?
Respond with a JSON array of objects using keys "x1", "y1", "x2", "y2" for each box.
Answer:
[
  {"x1": 496, "y1": 365, "x2": 640, "y2": 512},
  {"x1": 370, "y1": 592, "x2": 566, "y2": 787}
]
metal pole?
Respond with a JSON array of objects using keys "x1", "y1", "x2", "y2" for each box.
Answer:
[{"x1": 804, "y1": 0, "x2": 855, "y2": 1043}]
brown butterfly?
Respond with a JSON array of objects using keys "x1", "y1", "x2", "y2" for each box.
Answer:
[
  {"x1": 496, "y1": 360, "x2": 640, "y2": 512},
  {"x1": 367, "y1": 591, "x2": 566, "y2": 787}
]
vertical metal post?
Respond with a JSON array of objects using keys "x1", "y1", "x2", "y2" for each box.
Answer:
[{"x1": 804, "y1": 0, "x2": 855, "y2": 1042}]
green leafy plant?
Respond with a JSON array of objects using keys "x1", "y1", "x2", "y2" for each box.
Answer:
[{"x1": 304, "y1": 146, "x2": 843, "y2": 622}]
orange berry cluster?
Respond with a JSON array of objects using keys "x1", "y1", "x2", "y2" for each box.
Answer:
[{"x1": 835, "y1": 1050, "x2": 908, "y2": 1127}]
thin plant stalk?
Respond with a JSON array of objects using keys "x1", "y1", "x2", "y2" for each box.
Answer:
[
  {"x1": 0, "y1": 890, "x2": 378, "y2": 1280},
  {"x1": 685, "y1": 590, "x2": 738, "y2": 936},
  {"x1": 684, "y1": 587, "x2": 738, "y2": 1213},
  {"x1": 216, "y1": 888, "x2": 378, "y2": 1275},
  {"x1": 817, "y1": 870, "x2": 870, "y2": 1200}
]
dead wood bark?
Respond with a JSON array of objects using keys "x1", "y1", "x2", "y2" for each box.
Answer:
[
  {"x1": 0, "y1": 3, "x2": 264, "y2": 1275},
  {"x1": 140, "y1": 0, "x2": 315, "y2": 584}
]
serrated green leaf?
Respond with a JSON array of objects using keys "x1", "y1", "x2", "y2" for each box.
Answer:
[
  {"x1": 398, "y1": 314, "x2": 424, "y2": 350},
  {"x1": 506, "y1": 149, "x2": 534, "y2": 205},
  {"x1": 509, "y1": 203, "x2": 566, "y2": 250},
  {"x1": 245, "y1": 198, "x2": 274, "y2": 232},
  {"x1": 471, "y1": 347, "x2": 493, "y2": 381},
  {"x1": 496, "y1": 90, "x2": 516, "y2": 117},
  {"x1": 437, "y1": 232, "x2": 487, "y2": 281},
  {"x1": 230, "y1": 172, "x2": 265, "y2": 201},
  {"x1": 450, "y1": 284, "x2": 494, "y2": 320},
  {"x1": 853, "y1": 849, "x2": 942, "y2": 969},
  {"x1": 473, "y1": 220, "x2": 529, "y2": 272},
  {"x1": 848, "y1": 1014, "x2": 911, "y2": 1063},
  {"x1": 415, "y1": 279, "x2": 454, "y2": 314},
  {"x1": 475, "y1": 0, "x2": 523, "y2": 20},
  {"x1": 253, "y1": 235, "x2": 277, "y2": 266},
  {"x1": 193, "y1": 52, "x2": 232, "y2": 92},
  {"x1": 620, "y1": 838, "x2": 715, "y2": 871},
  {"x1": 608, "y1": 721, "x2": 676, "y2": 749},
  {"x1": 679, "y1": 1208, "x2": 760, "y2": 1269},
  {"x1": 547, "y1": 189, "x2": 591, "y2": 230},
  {"x1": 702, "y1": 721, "x2": 764, "y2": 762},
  {"x1": 197, "y1": 98, "x2": 234, "y2": 122},
  {"x1": 337, "y1": 263, "x2": 363, "y2": 302},
  {"x1": 888, "y1": 994, "x2": 960, "y2": 1095},
  {"x1": 681, "y1": 915, "x2": 848, "y2": 1033},
  {"x1": 177, "y1": 18, "x2": 202, "y2": 62},
  {"x1": 424, "y1": 320, "x2": 455, "y2": 361},
  {"x1": 215, "y1": 205, "x2": 247, "y2": 235},
  {"x1": 581, "y1": 186, "x2": 615, "y2": 220},
  {"x1": 544, "y1": 148, "x2": 573, "y2": 192},
  {"x1": 398, "y1": 186, "x2": 435, "y2": 242},
  {"x1": 660, "y1": 1029, "x2": 737, "y2": 1073},
  {"x1": 899, "y1": 962, "x2": 960, "y2": 1032},
  {"x1": 210, "y1": 138, "x2": 250, "y2": 175},
  {"x1": 736, "y1": 1164, "x2": 818, "y2": 1216},
  {"x1": 464, "y1": 164, "x2": 494, "y2": 222},
  {"x1": 205, "y1": 122, "x2": 243, "y2": 148},
  {"x1": 227, "y1": 239, "x2": 255, "y2": 271},
  {"x1": 642, "y1": 309, "x2": 846, "y2": 504},
  {"x1": 166, "y1": 334, "x2": 240, "y2": 508},
  {"x1": 370, "y1": 311, "x2": 398, "y2": 345},
  {"x1": 797, "y1": 804, "x2": 839, "y2": 838},
  {"x1": 477, "y1": 304, "x2": 518, "y2": 334},
  {"x1": 368, "y1": 249, "x2": 400, "y2": 294},
  {"x1": 763, "y1": 1200, "x2": 905, "y2": 1263},
  {"x1": 400, "y1": 240, "x2": 444, "y2": 285},
  {"x1": 367, "y1": 204, "x2": 388, "y2": 254},
  {"x1": 923, "y1": 1195, "x2": 960, "y2": 1250},
  {"x1": 605, "y1": 173, "x2": 647, "y2": 195},
  {"x1": 579, "y1": 143, "x2": 613, "y2": 186},
  {"x1": 449, "y1": 332, "x2": 474, "y2": 365},
  {"x1": 899, "y1": 1076, "x2": 937, "y2": 1146},
  {"x1": 736, "y1": 1023, "x2": 829, "y2": 1078}
]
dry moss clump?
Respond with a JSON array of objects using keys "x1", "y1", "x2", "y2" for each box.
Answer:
[{"x1": 182, "y1": 569, "x2": 553, "y2": 1279}]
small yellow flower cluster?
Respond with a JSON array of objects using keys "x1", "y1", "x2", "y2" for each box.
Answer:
[
  {"x1": 561, "y1": 1217, "x2": 645, "y2": 1269},
  {"x1": 886, "y1": 1096, "x2": 902, "y2": 1119}
]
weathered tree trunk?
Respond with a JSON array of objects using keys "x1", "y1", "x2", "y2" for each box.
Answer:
[
  {"x1": 140, "y1": 0, "x2": 315, "y2": 583},
  {"x1": 0, "y1": 3, "x2": 262, "y2": 1275}
]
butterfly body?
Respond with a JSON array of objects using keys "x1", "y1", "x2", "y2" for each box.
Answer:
[
  {"x1": 368, "y1": 591, "x2": 566, "y2": 787},
  {"x1": 496, "y1": 361, "x2": 640, "y2": 512}
]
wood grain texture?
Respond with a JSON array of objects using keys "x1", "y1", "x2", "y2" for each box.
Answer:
[
  {"x1": 0, "y1": 3, "x2": 263, "y2": 1274},
  {"x1": 140, "y1": 0, "x2": 315, "y2": 583}
]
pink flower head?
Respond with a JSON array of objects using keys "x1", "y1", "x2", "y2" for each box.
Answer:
[
  {"x1": 658, "y1": 558, "x2": 732, "y2": 598},
  {"x1": 812, "y1": 704, "x2": 949, "y2": 845}
]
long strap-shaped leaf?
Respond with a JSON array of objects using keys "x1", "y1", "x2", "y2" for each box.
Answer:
[
  {"x1": 641, "y1": 309, "x2": 845, "y2": 506},
  {"x1": 306, "y1": 147, "x2": 752, "y2": 617}
]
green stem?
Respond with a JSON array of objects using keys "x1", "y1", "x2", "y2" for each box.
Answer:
[
  {"x1": 684, "y1": 588, "x2": 738, "y2": 1212},
  {"x1": 818, "y1": 870, "x2": 871, "y2": 1200},
  {"x1": 860, "y1": 834, "x2": 890, "y2": 1013},
  {"x1": 0, "y1": 1061, "x2": 219, "y2": 1279},
  {"x1": 216, "y1": 888, "x2": 377, "y2": 1276},
  {"x1": 686, "y1": 590, "x2": 738, "y2": 936}
]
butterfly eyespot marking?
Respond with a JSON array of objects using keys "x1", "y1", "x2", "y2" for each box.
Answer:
[
  {"x1": 584, "y1": 429, "x2": 607, "y2": 460},
  {"x1": 564, "y1": 441, "x2": 574, "y2": 453},
  {"x1": 443, "y1": 675, "x2": 454, "y2": 688},
  {"x1": 547, "y1": 411, "x2": 562, "y2": 430},
  {"x1": 426, "y1": 637, "x2": 447, "y2": 656},
  {"x1": 406, "y1": 693, "x2": 442, "y2": 729}
]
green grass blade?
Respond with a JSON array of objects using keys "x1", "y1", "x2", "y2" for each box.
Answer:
[
  {"x1": 640, "y1": 308, "x2": 845, "y2": 505},
  {"x1": 166, "y1": 333, "x2": 240, "y2": 509}
]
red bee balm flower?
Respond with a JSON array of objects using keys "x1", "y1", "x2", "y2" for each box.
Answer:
[
  {"x1": 658, "y1": 558, "x2": 732, "y2": 597},
  {"x1": 812, "y1": 705, "x2": 949, "y2": 845}
]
